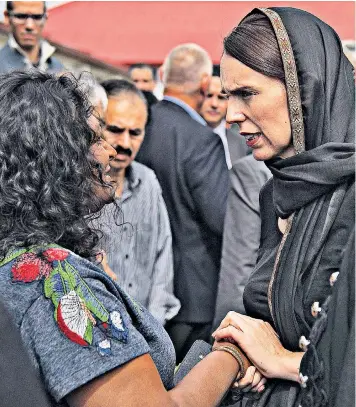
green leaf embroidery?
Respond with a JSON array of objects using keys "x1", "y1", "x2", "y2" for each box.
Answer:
[{"x1": 65, "y1": 260, "x2": 109, "y2": 323}]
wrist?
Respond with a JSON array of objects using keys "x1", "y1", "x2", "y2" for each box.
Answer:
[
  {"x1": 213, "y1": 342, "x2": 251, "y2": 380},
  {"x1": 278, "y1": 351, "x2": 305, "y2": 382}
]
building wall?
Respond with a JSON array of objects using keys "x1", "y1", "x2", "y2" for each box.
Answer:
[{"x1": 0, "y1": 31, "x2": 128, "y2": 82}]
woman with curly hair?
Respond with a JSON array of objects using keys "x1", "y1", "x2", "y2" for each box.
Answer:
[{"x1": 0, "y1": 70, "x2": 263, "y2": 407}]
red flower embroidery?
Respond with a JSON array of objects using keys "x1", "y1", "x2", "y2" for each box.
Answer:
[
  {"x1": 12, "y1": 253, "x2": 52, "y2": 282},
  {"x1": 43, "y1": 248, "x2": 69, "y2": 262}
]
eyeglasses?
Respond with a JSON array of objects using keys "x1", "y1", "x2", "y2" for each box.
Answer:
[{"x1": 8, "y1": 13, "x2": 47, "y2": 25}]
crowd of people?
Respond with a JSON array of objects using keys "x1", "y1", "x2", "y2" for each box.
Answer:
[{"x1": 0, "y1": 1, "x2": 354, "y2": 407}]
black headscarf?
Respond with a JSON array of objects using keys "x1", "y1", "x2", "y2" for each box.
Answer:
[
  {"x1": 263, "y1": 7, "x2": 355, "y2": 218},
  {"x1": 237, "y1": 7, "x2": 354, "y2": 407}
]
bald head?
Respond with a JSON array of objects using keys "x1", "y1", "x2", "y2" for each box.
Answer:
[{"x1": 162, "y1": 43, "x2": 213, "y2": 93}]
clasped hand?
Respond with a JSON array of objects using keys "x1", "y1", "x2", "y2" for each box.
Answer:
[{"x1": 212, "y1": 312, "x2": 300, "y2": 384}]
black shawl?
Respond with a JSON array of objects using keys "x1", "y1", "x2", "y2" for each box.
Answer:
[{"x1": 237, "y1": 6, "x2": 355, "y2": 407}]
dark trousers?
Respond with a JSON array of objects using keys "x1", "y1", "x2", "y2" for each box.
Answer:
[{"x1": 165, "y1": 320, "x2": 212, "y2": 364}]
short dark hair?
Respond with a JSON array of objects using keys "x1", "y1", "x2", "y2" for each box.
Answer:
[
  {"x1": 6, "y1": 1, "x2": 47, "y2": 13},
  {"x1": 128, "y1": 63, "x2": 156, "y2": 78},
  {"x1": 0, "y1": 70, "x2": 109, "y2": 259},
  {"x1": 223, "y1": 12, "x2": 285, "y2": 82},
  {"x1": 100, "y1": 78, "x2": 147, "y2": 107}
]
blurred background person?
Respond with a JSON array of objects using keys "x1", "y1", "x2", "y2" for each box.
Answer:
[
  {"x1": 0, "y1": 1, "x2": 63, "y2": 73},
  {"x1": 96, "y1": 78, "x2": 180, "y2": 325},
  {"x1": 129, "y1": 62, "x2": 157, "y2": 93},
  {"x1": 213, "y1": 154, "x2": 271, "y2": 329},
  {"x1": 136, "y1": 43, "x2": 230, "y2": 362},
  {"x1": 200, "y1": 65, "x2": 248, "y2": 168},
  {"x1": 76, "y1": 71, "x2": 108, "y2": 125}
]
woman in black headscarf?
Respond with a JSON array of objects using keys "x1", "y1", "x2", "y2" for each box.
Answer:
[{"x1": 213, "y1": 7, "x2": 355, "y2": 407}]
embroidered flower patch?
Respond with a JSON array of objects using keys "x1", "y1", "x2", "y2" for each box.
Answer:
[
  {"x1": 6, "y1": 246, "x2": 128, "y2": 355},
  {"x1": 12, "y1": 252, "x2": 52, "y2": 282}
]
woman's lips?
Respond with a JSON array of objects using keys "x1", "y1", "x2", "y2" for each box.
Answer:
[{"x1": 241, "y1": 132, "x2": 262, "y2": 147}]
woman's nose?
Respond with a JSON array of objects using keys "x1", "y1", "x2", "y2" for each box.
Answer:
[{"x1": 226, "y1": 101, "x2": 246, "y2": 125}]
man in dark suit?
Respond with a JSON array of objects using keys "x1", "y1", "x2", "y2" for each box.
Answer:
[
  {"x1": 136, "y1": 43, "x2": 230, "y2": 362},
  {"x1": 200, "y1": 69, "x2": 248, "y2": 168}
]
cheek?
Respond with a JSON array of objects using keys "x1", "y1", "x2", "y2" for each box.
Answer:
[
  {"x1": 132, "y1": 138, "x2": 144, "y2": 155},
  {"x1": 90, "y1": 146, "x2": 107, "y2": 166},
  {"x1": 219, "y1": 102, "x2": 227, "y2": 114},
  {"x1": 103, "y1": 132, "x2": 116, "y2": 146}
]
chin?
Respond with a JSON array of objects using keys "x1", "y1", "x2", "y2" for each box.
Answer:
[
  {"x1": 111, "y1": 161, "x2": 126, "y2": 171},
  {"x1": 20, "y1": 42, "x2": 35, "y2": 51},
  {"x1": 252, "y1": 148, "x2": 275, "y2": 162}
]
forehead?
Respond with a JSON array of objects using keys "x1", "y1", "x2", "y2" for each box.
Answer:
[
  {"x1": 106, "y1": 94, "x2": 147, "y2": 125},
  {"x1": 209, "y1": 76, "x2": 223, "y2": 93},
  {"x1": 220, "y1": 53, "x2": 270, "y2": 91},
  {"x1": 130, "y1": 68, "x2": 154, "y2": 80},
  {"x1": 12, "y1": 1, "x2": 45, "y2": 13}
]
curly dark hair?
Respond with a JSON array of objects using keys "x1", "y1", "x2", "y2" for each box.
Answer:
[{"x1": 0, "y1": 70, "x2": 111, "y2": 258}]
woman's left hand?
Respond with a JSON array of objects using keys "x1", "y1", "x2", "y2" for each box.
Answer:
[
  {"x1": 212, "y1": 312, "x2": 303, "y2": 381},
  {"x1": 234, "y1": 366, "x2": 267, "y2": 393}
]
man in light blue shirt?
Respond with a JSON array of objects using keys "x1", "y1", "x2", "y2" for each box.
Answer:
[{"x1": 96, "y1": 79, "x2": 180, "y2": 325}]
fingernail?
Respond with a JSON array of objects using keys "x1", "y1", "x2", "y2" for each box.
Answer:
[{"x1": 258, "y1": 385, "x2": 265, "y2": 393}]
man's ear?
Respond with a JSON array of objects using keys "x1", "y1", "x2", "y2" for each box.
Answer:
[
  {"x1": 3, "y1": 10, "x2": 10, "y2": 26},
  {"x1": 158, "y1": 65, "x2": 164, "y2": 83},
  {"x1": 200, "y1": 73, "x2": 211, "y2": 96}
]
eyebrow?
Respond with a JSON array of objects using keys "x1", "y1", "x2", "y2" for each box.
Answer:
[
  {"x1": 221, "y1": 85, "x2": 257, "y2": 95},
  {"x1": 106, "y1": 125, "x2": 143, "y2": 135}
]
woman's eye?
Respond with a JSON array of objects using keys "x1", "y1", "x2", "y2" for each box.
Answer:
[{"x1": 239, "y1": 90, "x2": 255, "y2": 99}]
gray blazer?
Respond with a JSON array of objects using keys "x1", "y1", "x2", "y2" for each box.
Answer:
[
  {"x1": 136, "y1": 100, "x2": 230, "y2": 323},
  {"x1": 213, "y1": 155, "x2": 272, "y2": 329}
]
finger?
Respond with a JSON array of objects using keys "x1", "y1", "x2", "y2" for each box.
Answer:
[
  {"x1": 95, "y1": 250, "x2": 104, "y2": 262},
  {"x1": 250, "y1": 371, "x2": 264, "y2": 389},
  {"x1": 257, "y1": 384, "x2": 266, "y2": 393},
  {"x1": 212, "y1": 311, "x2": 245, "y2": 334},
  {"x1": 106, "y1": 268, "x2": 117, "y2": 280},
  {"x1": 238, "y1": 366, "x2": 256, "y2": 391},
  {"x1": 212, "y1": 326, "x2": 244, "y2": 344},
  {"x1": 251, "y1": 377, "x2": 267, "y2": 392},
  {"x1": 102, "y1": 264, "x2": 118, "y2": 281},
  {"x1": 212, "y1": 315, "x2": 235, "y2": 334},
  {"x1": 221, "y1": 312, "x2": 256, "y2": 335}
]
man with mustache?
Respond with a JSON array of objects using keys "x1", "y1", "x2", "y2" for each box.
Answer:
[
  {"x1": 0, "y1": 1, "x2": 63, "y2": 74},
  {"x1": 96, "y1": 79, "x2": 180, "y2": 326}
]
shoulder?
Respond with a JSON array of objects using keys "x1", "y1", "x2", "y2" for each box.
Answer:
[
  {"x1": 152, "y1": 101, "x2": 214, "y2": 137},
  {"x1": 0, "y1": 43, "x2": 17, "y2": 70},
  {"x1": 132, "y1": 161, "x2": 161, "y2": 191},
  {"x1": 0, "y1": 43, "x2": 12, "y2": 55},
  {"x1": 231, "y1": 156, "x2": 272, "y2": 186},
  {"x1": 49, "y1": 55, "x2": 64, "y2": 69}
]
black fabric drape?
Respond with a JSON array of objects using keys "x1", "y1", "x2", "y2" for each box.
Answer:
[
  {"x1": 299, "y1": 228, "x2": 355, "y2": 407},
  {"x1": 235, "y1": 6, "x2": 355, "y2": 407}
]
